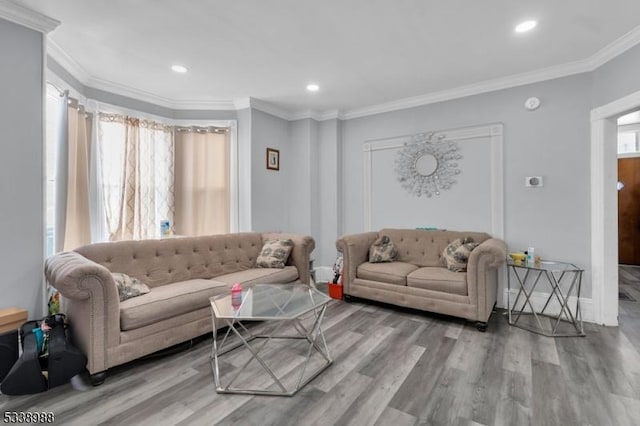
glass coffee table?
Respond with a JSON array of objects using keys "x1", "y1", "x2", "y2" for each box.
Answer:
[{"x1": 209, "y1": 283, "x2": 332, "y2": 396}]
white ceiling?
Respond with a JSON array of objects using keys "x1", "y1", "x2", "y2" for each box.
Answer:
[{"x1": 17, "y1": 0, "x2": 640, "y2": 117}]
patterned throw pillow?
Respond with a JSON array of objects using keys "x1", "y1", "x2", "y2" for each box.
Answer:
[
  {"x1": 443, "y1": 237, "x2": 480, "y2": 272},
  {"x1": 256, "y1": 239, "x2": 294, "y2": 268},
  {"x1": 112, "y1": 272, "x2": 151, "y2": 302},
  {"x1": 369, "y1": 235, "x2": 398, "y2": 263}
]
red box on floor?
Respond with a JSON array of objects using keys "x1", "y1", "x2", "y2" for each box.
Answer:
[{"x1": 328, "y1": 283, "x2": 343, "y2": 300}]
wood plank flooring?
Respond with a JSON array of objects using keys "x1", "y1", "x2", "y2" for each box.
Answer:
[{"x1": 4, "y1": 277, "x2": 640, "y2": 425}]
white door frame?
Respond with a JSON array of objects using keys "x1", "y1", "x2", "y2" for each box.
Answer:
[{"x1": 591, "y1": 88, "x2": 640, "y2": 326}]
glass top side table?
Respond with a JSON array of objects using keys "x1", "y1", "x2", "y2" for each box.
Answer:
[{"x1": 507, "y1": 259, "x2": 585, "y2": 337}]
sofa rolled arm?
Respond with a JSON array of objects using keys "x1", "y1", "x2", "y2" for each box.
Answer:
[
  {"x1": 467, "y1": 238, "x2": 507, "y2": 322},
  {"x1": 45, "y1": 251, "x2": 115, "y2": 300},
  {"x1": 44, "y1": 251, "x2": 121, "y2": 374},
  {"x1": 470, "y1": 238, "x2": 507, "y2": 269},
  {"x1": 336, "y1": 232, "x2": 379, "y2": 294},
  {"x1": 262, "y1": 233, "x2": 316, "y2": 284}
]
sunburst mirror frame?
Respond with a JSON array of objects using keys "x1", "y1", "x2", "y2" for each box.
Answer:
[{"x1": 394, "y1": 132, "x2": 462, "y2": 197}]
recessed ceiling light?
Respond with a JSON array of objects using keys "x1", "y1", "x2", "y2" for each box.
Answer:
[
  {"x1": 306, "y1": 83, "x2": 319, "y2": 92},
  {"x1": 515, "y1": 20, "x2": 537, "y2": 33},
  {"x1": 171, "y1": 64, "x2": 188, "y2": 73}
]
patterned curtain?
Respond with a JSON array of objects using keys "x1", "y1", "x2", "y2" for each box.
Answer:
[{"x1": 98, "y1": 114, "x2": 174, "y2": 240}]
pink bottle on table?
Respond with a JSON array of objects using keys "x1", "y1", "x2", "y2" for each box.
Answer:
[{"x1": 231, "y1": 282, "x2": 242, "y2": 309}]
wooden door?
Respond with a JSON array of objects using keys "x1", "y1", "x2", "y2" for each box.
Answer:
[{"x1": 618, "y1": 157, "x2": 640, "y2": 265}]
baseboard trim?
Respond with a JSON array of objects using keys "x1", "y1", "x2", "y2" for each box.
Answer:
[{"x1": 500, "y1": 289, "x2": 596, "y2": 324}]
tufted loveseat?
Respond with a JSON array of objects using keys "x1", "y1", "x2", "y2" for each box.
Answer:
[
  {"x1": 336, "y1": 229, "x2": 506, "y2": 331},
  {"x1": 44, "y1": 232, "x2": 315, "y2": 384}
]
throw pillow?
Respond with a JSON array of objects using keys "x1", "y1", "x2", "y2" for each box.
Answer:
[
  {"x1": 112, "y1": 272, "x2": 150, "y2": 302},
  {"x1": 369, "y1": 235, "x2": 398, "y2": 263},
  {"x1": 256, "y1": 239, "x2": 294, "y2": 268},
  {"x1": 443, "y1": 237, "x2": 480, "y2": 272}
]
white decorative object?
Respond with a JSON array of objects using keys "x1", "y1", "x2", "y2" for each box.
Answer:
[
  {"x1": 394, "y1": 132, "x2": 462, "y2": 197},
  {"x1": 525, "y1": 97, "x2": 541, "y2": 111}
]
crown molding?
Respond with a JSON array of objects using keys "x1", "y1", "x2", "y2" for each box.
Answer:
[
  {"x1": 0, "y1": 1, "x2": 60, "y2": 33},
  {"x1": 44, "y1": 23, "x2": 640, "y2": 121},
  {"x1": 338, "y1": 24, "x2": 640, "y2": 121},
  {"x1": 339, "y1": 58, "x2": 592, "y2": 120},
  {"x1": 289, "y1": 109, "x2": 341, "y2": 121},
  {"x1": 248, "y1": 98, "x2": 294, "y2": 120},
  {"x1": 87, "y1": 75, "x2": 237, "y2": 110},
  {"x1": 47, "y1": 39, "x2": 91, "y2": 84},
  {"x1": 233, "y1": 97, "x2": 251, "y2": 110},
  {"x1": 588, "y1": 25, "x2": 640, "y2": 70}
]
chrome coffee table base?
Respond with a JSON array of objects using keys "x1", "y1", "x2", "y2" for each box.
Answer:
[{"x1": 210, "y1": 286, "x2": 332, "y2": 396}]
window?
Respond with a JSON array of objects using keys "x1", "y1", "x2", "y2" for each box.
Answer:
[
  {"x1": 98, "y1": 114, "x2": 174, "y2": 240},
  {"x1": 618, "y1": 111, "x2": 640, "y2": 155},
  {"x1": 45, "y1": 85, "x2": 63, "y2": 256},
  {"x1": 618, "y1": 129, "x2": 639, "y2": 154},
  {"x1": 45, "y1": 89, "x2": 235, "y2": 252}
]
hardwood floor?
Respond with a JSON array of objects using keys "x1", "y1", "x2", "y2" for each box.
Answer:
[{"x1": 3, "y1": 283, "x2": 640, "y2": 425}]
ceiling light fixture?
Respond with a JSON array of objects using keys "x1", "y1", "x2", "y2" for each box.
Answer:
[
  {"x1": 515, "y1": 20, "x2": 537, "y2": 33},
  {"x1": 306, "y1": 83, "x2": 319, "y2": 92},
  {"x1": 171, "y1": 64, "x2": 188, "y2": 73}
]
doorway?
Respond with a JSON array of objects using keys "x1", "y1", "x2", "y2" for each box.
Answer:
[
  {"x1": 617, "y1": 111, "x2": 640, "y2": 266},
  {"x1": 618, "y1": 111, "x2": 640, "y2": 311},
  {"x1": 590, "y1": 89, "x2": 640, "y2": 327}
]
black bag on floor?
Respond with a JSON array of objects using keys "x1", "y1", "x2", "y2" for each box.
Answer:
[
  {"x1": 0, "y1": 330, "x2": 19, "y2": 382},
  {"x1": 0, "y1": 315, "x2": 86, "y2": 395}
]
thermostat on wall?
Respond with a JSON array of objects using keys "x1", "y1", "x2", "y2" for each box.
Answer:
[{"x1": 525, "y1": 176, "x2": 543, "y2": 187}]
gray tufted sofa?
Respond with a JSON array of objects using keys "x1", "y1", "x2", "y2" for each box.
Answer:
[
  {"x1": 336, "y1": 229, "x2": 506, "y2": 331},
  {"x1": 45, "y1": 232, "x2": 315, "y2": 384}
]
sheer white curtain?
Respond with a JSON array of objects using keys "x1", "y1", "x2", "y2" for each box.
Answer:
[
  {"x1": 174, "y1": 128, "x2": 230, "y2": 236},
  {"x1": 98, "y1": 114, "x2": 174, "y2": 240}
]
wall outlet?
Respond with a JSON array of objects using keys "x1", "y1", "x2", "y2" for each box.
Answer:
[{"x1": 525, "y1": 176, "x2": 543, "y2": 187}]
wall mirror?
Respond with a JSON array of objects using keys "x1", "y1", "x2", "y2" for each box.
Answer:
[
  {"x1": 415, "y1": 153, "x2": 438, "y2": 176},
  {"x1": 395, "y1": 132, "x2": 462, "y2": 197}
]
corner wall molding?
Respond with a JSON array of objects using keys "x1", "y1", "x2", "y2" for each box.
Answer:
[
  {"x1": 0, "y1": 1, "x2": 60, "y2": 34},
  {"x1": 362, "y1": 123, "x2": 504, "y2": 239}
]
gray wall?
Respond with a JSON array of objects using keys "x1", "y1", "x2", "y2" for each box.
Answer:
[
  {"x1": 0, "y1": 18, "x2": 45, "y2": 318},
  {"x1": 236, "y1": 108, "x2": 253, "y2": 231},
  {"x1": 340, "y1": 74, "x2": 593, "y2": 298},
  {"x1": 316, "y1": 119, "x2": 343, "y2": 267},
  {"x1": 250, "y1": 109, "x2": 290, "y2": 231},
  {"x1": 288, "y1": 119, "x2": 313, "y2": 235}
]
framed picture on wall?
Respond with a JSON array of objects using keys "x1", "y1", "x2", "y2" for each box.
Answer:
[{"x1": 267, "y1": 148, "x2": 280, "y2": 170}]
